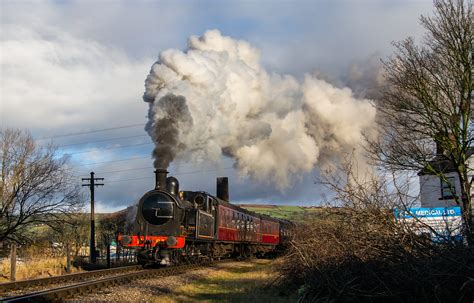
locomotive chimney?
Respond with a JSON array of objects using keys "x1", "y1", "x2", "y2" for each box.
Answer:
[
  {"x1": 154, "y1": 169, "x2": 168, "y2": 190},
  {"x1": 216, "y1": 177, "x2": 229, "y2": 201}
]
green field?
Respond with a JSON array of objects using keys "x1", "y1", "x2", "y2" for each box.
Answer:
[{"x1": 238, "y1": 205, "x2": 324, "y2": 222}]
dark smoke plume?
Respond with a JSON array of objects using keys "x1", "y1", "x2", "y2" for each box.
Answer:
[{"x1": 145, "y1": 94, "x2": 193, "y2": 168}]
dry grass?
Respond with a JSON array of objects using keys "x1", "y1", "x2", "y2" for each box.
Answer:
[
  {"x1": 152, "y1": 259, "x2": 297, "y2": 303},
  {"x1": 0, "y1": 256, "x2": 83, "y2": 282},
  {"x1": 279, "y1": 161, "x2": 474, "y2": 302}
]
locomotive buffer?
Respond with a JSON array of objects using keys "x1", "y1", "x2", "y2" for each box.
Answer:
[{"x1": 82, "y1": 172, "x2": 104, "y2": 264}]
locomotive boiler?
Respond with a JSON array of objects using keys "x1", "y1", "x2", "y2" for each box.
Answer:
[{"x1": 119, "y1": 169, "x2": 294, "y2": 266}]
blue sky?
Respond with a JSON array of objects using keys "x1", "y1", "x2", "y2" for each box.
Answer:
[{"x1": 0, "y1": 0, "x2": 432, "y2": 212}]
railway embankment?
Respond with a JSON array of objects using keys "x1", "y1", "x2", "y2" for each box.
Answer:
[{"x1": 63, "y1": 259, "x2": 295, "y2": 303}]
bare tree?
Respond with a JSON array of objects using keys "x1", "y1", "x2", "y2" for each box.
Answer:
[
  {"x1": 0, "y1": 128, "x2": 83, "y2": 244},
  {"x1": 97, "y1": 211, "x2": 127, "y2": 261},
  {"x1": 369, "y1": 0, "x2": 473, "y2": 241},
  {"x1": 282, "y1": 158, "x2": 474, "y2": 302},
  {"x1": 48, "y1": 214, "x2": 89, "y2": 257}
]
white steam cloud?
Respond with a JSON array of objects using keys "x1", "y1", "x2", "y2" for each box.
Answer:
[{"x1": 144, "y1": 30, "x2": 376, "y2": 189}]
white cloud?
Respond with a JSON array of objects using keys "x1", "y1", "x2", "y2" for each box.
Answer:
[
  {"x1": 0, "y1": 22, "x2": 151, "y2": 134},
  {"x1": 0, "y1": 0, "x2": 434, "y2": 209}
]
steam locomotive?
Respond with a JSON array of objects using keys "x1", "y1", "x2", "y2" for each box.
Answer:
[{"x1": 118, "y1": 169, "x2": 294, "y2": 266}]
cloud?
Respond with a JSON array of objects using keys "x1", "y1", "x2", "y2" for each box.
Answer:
[
  {"x1": 0, "y1": 21, "x2": 151, "y2": 134},
  {"x1": 0, "y1": 0, "x2": 434, "y2": 209}
]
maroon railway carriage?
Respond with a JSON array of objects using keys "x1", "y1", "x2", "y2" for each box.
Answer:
[
  {"x1": 217, "y1": 203, "x2": 280, "y2": 244},
  {"x1": 119, "y1": 169, "x2": 294, "y2": 266}
]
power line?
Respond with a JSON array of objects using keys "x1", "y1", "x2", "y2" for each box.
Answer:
[
  {"x1": 106, "y1": 176, "x2": 153, "y2": 184},
  {"x1": 70, "y1": 156, "x2": 151, "y2": 167},
  {"x1": 54, "y1": 134, "x2": 148, "y2": 148},
  {"x1": 104, "y1": 167, "x2": 234, "y2": 183},
  {"x1": 74, "y1": 162, "x2": 230, "y2": 177},
  {"x1": 74, "y1": 166, "x2": 152, "y2": 177},
  {"x1": 36, "y1": 123, "x2": 144, "y2": 141},
  {"x1": 175, "y1": 167, "x2": 233, "y2": 176},
  {"x1": 60, "y1": 142, "x2": 152, "y2": 156}
]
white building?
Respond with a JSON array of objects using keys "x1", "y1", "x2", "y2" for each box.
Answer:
[{"x1": 419, "y1": 148, "x2": 474, "y2": 209}]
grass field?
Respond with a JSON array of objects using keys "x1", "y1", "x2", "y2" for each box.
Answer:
[
  {"x1": 153, "y1": 259, "x2": 297, "y2": 303},
  {"x1": 238, "y1": 204, "x2": 324, "y2": 222}
]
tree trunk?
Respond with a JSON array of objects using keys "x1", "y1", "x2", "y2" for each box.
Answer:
[{"x1": 458, "y1": 170, "x2": 472, "y2": 245}]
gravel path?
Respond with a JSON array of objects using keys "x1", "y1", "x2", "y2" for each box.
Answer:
[{"x1": 64, "y1": 264, "x2": 226, "y2": 303}]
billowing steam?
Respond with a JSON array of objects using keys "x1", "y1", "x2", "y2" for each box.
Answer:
[{"x1": 144, "y1": 30, "x2": 376, "y2": 189}]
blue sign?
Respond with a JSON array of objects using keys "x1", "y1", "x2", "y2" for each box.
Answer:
[
  {"x1": 394, "y1": 207, "x2": 462, "y2": 219},
  {"x1": 394, "y1": 207, "x2": 463, "y2": 243}
]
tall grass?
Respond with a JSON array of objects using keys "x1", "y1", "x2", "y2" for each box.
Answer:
[
  {"x1": 279, "y1": 163, "x2": 474, "y2": 302},
  {"x1": 281, "y1": 216, "x2": 473, "y2": 302},
  {"x1": 0, "y1": 256, "x2": 82, "y2": 282}
]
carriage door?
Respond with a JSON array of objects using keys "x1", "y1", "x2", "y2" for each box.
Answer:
[{"x1": 210, "y1": 198, "x2": 218, "y2": 237}]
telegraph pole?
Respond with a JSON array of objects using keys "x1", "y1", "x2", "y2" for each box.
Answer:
[{"x1": 82, "y1": 172, "x2": 104, "y2": 264}]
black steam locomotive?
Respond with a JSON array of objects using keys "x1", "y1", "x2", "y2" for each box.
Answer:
[{"x1": 119, "y1": 169, "x2": 294, "y2": 266}]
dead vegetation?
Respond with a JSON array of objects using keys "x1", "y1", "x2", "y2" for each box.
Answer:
[
  {"x1": 0, "y1": 256, "x2": 83, "y2": 282},
  {"x1": 280, "y1": 163, "x2": 474, "y2": 302}
]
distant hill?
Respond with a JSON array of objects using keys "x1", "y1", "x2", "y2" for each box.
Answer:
[
  {"x1": 99, "y1": 204, "x2": 325, "y2": 223},
  {"x1": 238, "y1": 204, "x2": 324, "y2": 222}
]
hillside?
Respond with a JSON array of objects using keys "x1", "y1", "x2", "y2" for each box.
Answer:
[{"x1": 238, "y1": 204, "x2": 324, "y2": 222}]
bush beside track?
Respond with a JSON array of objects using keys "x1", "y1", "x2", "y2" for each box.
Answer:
[{"x1": 279, "y1": 208, "x2": 474, "y2": 303}]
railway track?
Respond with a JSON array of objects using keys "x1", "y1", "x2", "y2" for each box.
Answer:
[
  {"x1": 0, "y1": 265, "x2": 141, "y2": 295},
  {"x1": 1, "y1": 261, "x2": 223, "y2": 302}
]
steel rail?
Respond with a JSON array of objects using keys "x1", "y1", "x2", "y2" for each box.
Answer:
[
  {"x1": 0, "y1": 265, "x2": 141, "y2": 293},
  {"x1": 1, "y1": 261, "x2": 221, "y2": 303}
]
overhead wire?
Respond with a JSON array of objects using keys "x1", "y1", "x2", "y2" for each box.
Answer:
[
  {"x1": 60, "y1": 142, "x2": 152, "y2": 155},
  {"x1": 103, "y1": 167, "x2": 234, "y2": 183},
  {"x1": 36, "y1": 123, "x2": 144, "y2": 141},
  {"x1": 37, "y1": 123, "x2": 235, "y2": 183},
  {"x1": 54, "y1": 134, "x2": 148, "y2": 148},
  {"x1": 70, "y1": 156, "x2": 151, "y2": 167},
  {"x1": 74, "y1": 166, "x2": 152, "y2": 177}
]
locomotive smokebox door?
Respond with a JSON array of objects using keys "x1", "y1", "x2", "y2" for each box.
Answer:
[{"x1": 136, "y1": 190, "x2": 184, "y2": 237}]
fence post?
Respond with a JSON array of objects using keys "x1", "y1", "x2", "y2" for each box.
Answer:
[
  {"x1": 116, "y1": 236, "x2": 120, "y2": 262},
  {"x1": 106, "y1": 244, "x2": 111, "y2": 268},
  {"x1": 66, "y1": 242, "x2": 71, "y2": 273},
  {"x1": 10, "y1": 243, "x2": 16, "y2": 281}
]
